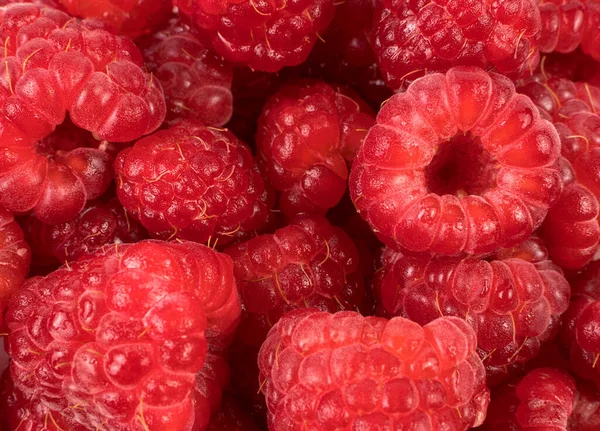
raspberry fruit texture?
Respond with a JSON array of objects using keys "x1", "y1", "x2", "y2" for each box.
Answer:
[
  {"x1": 140, "y1": 18, "x2": 234, "y2": 127},
  {"x1": 350, "y1": 66, "x2": 563, "y2": 256},
  {"x1": 115, "y1": 120, "x2": 274, "y2": 245},
  {"x1": 173, "y1": 0, "x2": 335, "y2": 72},
  {"x1": 373, "y1": 240, "x2": 571, "y2": 385},
  {"x1": 57, "y1": 0, "x2": 172, "y2": 38},
  {"x1": 24, "y1": 196, "x2": 148, "y2": 264},
  {"x1": 192, "y1": 351, "x2": 231, "y2": 431},
  {"x1": 206, "y1": 395, "x2": 260, "y2": 431},
  {"x1": 570, "y1": 378, "x2": 600, "y2": 430},
  {"x1": 257, "y1": 81, "x2": 375, "y2": 218},
  {"x1": 258, "y1": 309, "x2": 490, "y2": 430},
  {"x1": 4, "y1": 240, "x2": 241, "y2": 430},
  {"x1": 371, "y1": 0, "x2": 541, "y2": 90},
  {"x1": 481, "y1": 367, "x2": 577, "y2": 430},
  {"x1": 0, "y1": 207, "x2": 30, "y2": 306}
]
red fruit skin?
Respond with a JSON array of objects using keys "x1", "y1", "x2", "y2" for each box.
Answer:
[
  {"x1": 5, "y1": 240, "x2": 241, "y2": 430},
  {"x1": 140, "y1": 18, "x2": 234, "y2": 127},
  {"x1": 350, "y1": 66, "x2": 563, "y2": 256},
  {"x1": 481, "y1": 367, "x2": 577, "y2": 430},
  {"x1": 24, "y1": 197, "x2": 148, "y2": 264},
  {"x1": 538, "y1": 0, "x2": 587, "y2": 54},
  {"x1": 257, "y1": 81, "x2": 375, "y2": 218},
  {"x1": 259, "y1": 309, "x2": 490, "y2": 430},
  {"x1": 0, "y1": 207, "x2": 31, "y2": 304},
  {"x1": 172, "y1": 0, "x2": 335, "y2": 72},
  {"x1": 115, "y1": 120, "x2": 274, "y2": 245},
  {"x1": 205, "y1": 395, "x2": 259, "y2": 431},
  {"x1": 57, "y1": 0, "x2": 172, "y2": 38},
  {"x1": 372, "y1": 0, "x2": 541, "y2": 90},
  {"x1": 374, "y1": 242, "x2": 571, "y2": 386}
]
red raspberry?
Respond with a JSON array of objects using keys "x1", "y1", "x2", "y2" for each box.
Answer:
[
  {"x1": 258, "y1": 309, "x2": 490, "y2": 429},
  {"x1": 257, "y1": 81, "x2": 375, "y2": 218},
  {"x1": 374, "y1": 239, "x2": 571, "y2": 385},
  {"x1": 481, "y1": 367, "x2": 577, "y2": 430},
  {"x1": 139, "y1": 18, "x2": 234, "y2": 127},
  {"x1": 24, "y1": 196, "x2": 148, "y2": 264},
  {"x1": 0, "y1": 3, "x2": 165, "y2": 144},
  {"x1": 350, "y1": 67, "x2": 563, "y2": 256},
  {"x1": 0, "y1": 207, "x2": 30, "y2": 305},
  {"x1": 57, "y1": 0, "x2": 171, "y2": 38},
  {"x1": 192, "y1": 351, "x2": 231, "y2": 431},
  {"x1": 115, "y1": 120, "x2": 274, "y2": 245},
  {"x1": 371, "y1": 0, "x2": 541, "y2": 90},
  {"x1": 172, "y1": 0, "x2": 335, "y2": 72},
  {"x1": 206, "y1": 395, "x2": 260, "y2": 431},
  {"x1": 538, "y1": 0, "x2": 586, "y2": 54},
  {"x1": 4, "y1": 240, "x2": 241, "y2": 430}
]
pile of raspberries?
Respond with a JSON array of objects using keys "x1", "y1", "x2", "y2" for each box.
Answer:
[{"x1": 1, "y1": 0, "x2": 600, "y2": 429}]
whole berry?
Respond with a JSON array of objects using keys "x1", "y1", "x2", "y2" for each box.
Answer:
[
  {"x1": 371, "y1": 0, "x2": 541, "y2": 89},
  {"x1": 173, "y1": 0, "x2": 335, "y2": 72},
  {"x1": 350, "y1": 66, "x2": 563, "y2": 256},
  {"x1": 481, "y1": 367, "x2": 577, "y2": 430},
  {"x1": 373, "y1": 242, "x2": 571, "y2": 385},
  {"x1": 140, "y1": 18, "x2": 234, "y2": 127},
  {"x1": 115, "y1": 120, "x2": 274, "y2": 245},
  {"x1": 57, "y1": 0, "x2": 171, "y2": 38},
  {"x1": 257, "y1": 81, "x2": 375, "y2": 218},
  {"x1": 259, "y1": 309, "x2": 490, "y2": 430},
  {"x1": 4, "y1": 240, "x2": 241, "y2": 430},
  {"x1": 0, "y1": 207, "x2": 31, "y2": 305}
]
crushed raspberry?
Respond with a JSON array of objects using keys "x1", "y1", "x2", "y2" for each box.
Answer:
[
  {"x1": 259, "y1": 309, "x2": 490, "y2": 429},
  {"x1": 115, "y1": 120, "x2": 274, "y2": 245},
  {"x1": 257, "y1": 81, "x2": 375, "y2": 218},
  {"x1": 372, "y1": 0, "x2": 541, "y2": 89},
  {"x1": 140, "y1": 18, "x2": 234, "y2": 127},
  {"x1": 173, "y1": 0, "x2": 336, "y2": 72},
  {"x1": 351, "y1": 67, "x2": 563, "y2": 255},
  {"x1": 0, "y1": 207, "x2": 30, "y2": 305},
  {"x1": 4, "y1": 240, "x2": 240, "y2": 429}
]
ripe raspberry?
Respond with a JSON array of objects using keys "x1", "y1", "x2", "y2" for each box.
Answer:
[
  {"x1": 258, "y1": 309, "x2": 490, "y2": 429},
  {"x1": 4, "y1": 240, "x2": 241, "y2": 430},
  {"x1": 57, "y1": 0, "x2": 171, "y2": 38},
  {"x1": 115, "y1": 120, "x2": 274, "y2": 245},
  {"x1": 206, "y1": 395, "x2": 260, "y2": 431},
  {"x1": 481, "y1": 367, "x2": 577, "y2": 430},
  {"x1": 374, "y1": 240, "x2": 571, "y2": 385},
  {"x1": 0, "y1": 3, "x2": 165, "y2": 144},
  {"x1": 0, "y1": 207, "x2": 30, "y2": 305},
  {"x1": 257, "y1": 81, "x2": 375, "y2": 218},
  {"x1": 172, "y1": 0, "x2": 335, "y2": 72},
  {"x1": 350, "y1": 67, "x2": 563, "y2": 255},
  {"x1": 192, "y1": 351, "x2": 231, "y2": 431},
  {"x1": 371, "y1": 0, "x2": 541, "y2": 90},
  {"x1": 24, "y1": 196, "x2": 148, "y2": 264},
  {"x1": 140, "y1": 18, "x2": 234, "y2": 127}
]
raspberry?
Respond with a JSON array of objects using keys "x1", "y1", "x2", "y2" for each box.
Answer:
[
  {"x1": 139, "y1": 18, "x2": 234, "y2": 127},
  {"x1": 371, "y1": 0, "x2": 541, "y2": 90},
  {"x1": 4, "y1": 240, "x2": 241, "y2": 429},
  {"x1": 206, "y1": 395, "x2": 260, "y2": 431},
  {"x1": 373, "y1": 239, "x2": 571, "y2": 385},
  {"x1": 481, "y1": 367, "x2": 577, "y2": 430},
  {"x1": 0, "y1": 207, "x2": 30, "y2": 305},
  {"x1": 257, "y1": 81, "x2": 375, "y2": 218},
  {"x1": 258, "y1": 309, "x2": 490, "y2": 429},
  {"x1": 537, "y1": 0, "x2": 597, "y2": 55},
  {"x1": 0, "y1": 3, "x2": 165, "y2": 144},
  {"x1": 57, "y1": 0, "x2": 172, "y2": 38},
  {"x1": 350, "y1": 67, "x2": 563, "y2": 255},
  {"x1": 115, "y1": 120, "x2": 274, "y2": 245},
  {"x1": 173, "y1": 0, "x2": 335, "y2": 72},
  {"x1": 192, "y1": 351, "x2": 231, "y2": 431},
  {"x1": 24, "y1": 196, "x2": 148, "y2": 264}
]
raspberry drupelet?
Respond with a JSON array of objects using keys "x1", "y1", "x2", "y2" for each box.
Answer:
[
  {"x1": 481, "y1": 367, "x2": 577, "y2": 430},
  {"x1": 57, "y1": 0, "x2": 172, "y2": 38},
  {"x1": 172, "y1": 0, "x2": 335, "y2": 72},
  {"x1": 371, "y1": 0, "x2": 541, "y2": 90},
  {"x1": 140, "y1": 18, "x2": 234, "y2": 127},
  {"x1": 258, "y1": 309, "x2": 490, "y2": 430},
  {"x1": 256, "y1": 81, "x2": 375, "y2": 218},
  {"x1": 373, "y1": 238, "x2": 571, "y2": 385},
  {"x1": 349, "y1": 66, "x2": 563, "y2": 256},
  {"x1": 4, "y1": 240, "x2": 241, "y2": 430},
  {"x1": 115, "y1": 120, "x2": 274, "y2": 245},
  {"x1": 0, "y1": 208, "x2": 31, "y2": 305}
]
